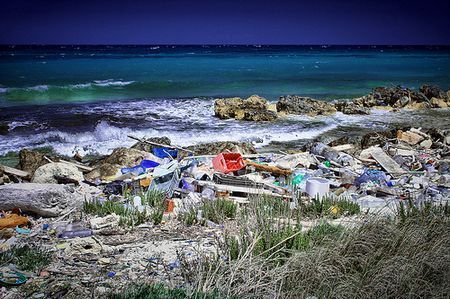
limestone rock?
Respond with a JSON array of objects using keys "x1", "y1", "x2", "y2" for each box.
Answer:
[
  {"x1": 403, "y1": 101, "x2": 431, "y2": 110},
  {"x1": 18, "y1": 149, "x2": 48, "y2": 174},
  {"x1": 277, "y1": 96, "x2": 336, "y2": 116},
  {"x1": 335, "y1": 101, "x2": 371, "y2": 115},
  {"x1": 397, "y1": 130, "x2": 425, "y2": 145},
  {"x1": 0, "y1": 183, "x2": 85, "y2": 217},
  {"x1": 84, "y1": 163, "x2": 121, "y2": 181},
  {"x1": 353, "y1": 86, "x2": 428, "y2": 109},
  {"x1": 430, "y1": 97, "x2": 448, "y2": 108},
  {"x1": 214, "y1": 95, "x2": 277, "y2": 121},
  {"x1": 32, "y1": 162, "x2": 84, "y2": 184},
  {"x1": 420, "y1": 84, "x2": 447, "y2": 100}
]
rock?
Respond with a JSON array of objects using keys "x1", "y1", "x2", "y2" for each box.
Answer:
[
  {"x1": 419, "y1": 139, "x2": 433, "y2": 149},
  {"x1": 0, "y1": 123, "x2": 9, "y2": 135},
  {"x1": 360, "y1": 129, "x2": 397, "y2": 149},
  {"x1": 430, "y1": 97, "x2": 448, "y2": 108},
  {"x1": 397, "y1": 130, "x2": 425, "y2": 145},
  {"x1": 445, "y1": 136, "x2": 450, "y2": 146},
  {"x1": 353, "y1": 86, "x2": 429, "y2": 109},
  {"x1": 84, "y1": 163, "x2": 122, "y2": 181},
  {"x1": 214, "y1": 95, "x2": 277, "y2": 121},
  {"x1": 102, "y1": 147, "x2": 155, "y2": 167},
  {"x1": 403, "y1": 101, "x2": 431, "y2": 109},
  {"x1": 184, "y1": 141, "x2": 257, "y2": 156},
  {"x1": 420, "y1": 84, "x2": 447, "y2": 100},
  {"x1": 335, "y1": 101, "x2": 371, "y2": 115},
  {"x1": 32, "y1": 162, "x2": 84, "y2": 184},
  {"x1": 18, "y1": 149, "x2": 48, "y2": 174},
  {"x1": 277, "y1": 96, "x2": 336, "y2": 116},
  {"x1": 131, "y1": 136, "x2": 171, "y2": 152},
  {"x1": 0, "y1": 183, "x2": 85, "y2": 217},
  {"x1": 68, "y1": 236, "x2": 103, "y2": 255}
]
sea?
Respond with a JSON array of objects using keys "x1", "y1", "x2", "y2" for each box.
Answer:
[{"x1": 1, "y1": 45, "x2": 450, "y2": 156}]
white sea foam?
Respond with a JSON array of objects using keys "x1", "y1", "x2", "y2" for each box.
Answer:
[
  {"x1": 1, "y1": 80, "x2": 136, "y2": 94},
  {"x1": 27, "y1": 85, "x2": 49, "y2": 91}
]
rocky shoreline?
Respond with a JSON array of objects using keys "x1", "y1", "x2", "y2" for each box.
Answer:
[{"x1": 214, "y1": 84, "x2": 450, "y2": 120}]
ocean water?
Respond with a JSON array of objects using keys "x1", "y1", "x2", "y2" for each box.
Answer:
[{"x1": 1, "y1": 45, "x2": 450, "y2": 156}]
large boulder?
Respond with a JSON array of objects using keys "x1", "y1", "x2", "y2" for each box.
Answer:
[
  {"x1": 32, "y1": 162, "x2": 84, "y2": 184},
  {"x1": 353, "y1": 86, "x2": 429, "y2": 109},
  {"x1": 430, "y1": 97, "x2": 448, "y2": 108},
  {"x1": 335, "y1": 101, "x2": 371, "y2": 115},
  {"x1": 277, "y1": 96, "x2": 336, "y2": 116},
  {"x1": 420, "y1": 84, "x2": 448, "y2": 100},
  {"x1": 0, "y1": 183, "x2": 86, "y2": 217},
  {"x1": 84, "y1": 163, "x2": 122, "y2": 181},
  {"x1": 18, "y1": 149, "x2": 49, "y2": 175},
  {"x1": 214, "y1": 95, "x2": 277, "y2": 121}
]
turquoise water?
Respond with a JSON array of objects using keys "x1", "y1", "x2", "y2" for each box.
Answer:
[
  {"x1": 1, "y1": 45, "x2": 449, "y2": 156},
  {"x1": 1, "y1": 45, "x2": 450, "y2": 106}
]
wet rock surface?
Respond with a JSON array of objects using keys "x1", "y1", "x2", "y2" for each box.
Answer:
[
  {"x1": 18, "y1": 149, "x2": 49, "y2": 175},
  {"x1": 277, "y1": 95, "x2": 337, "y2": 116},
  {"x1": 214, "y1": 95, "x2": 277, "y2": 121}
]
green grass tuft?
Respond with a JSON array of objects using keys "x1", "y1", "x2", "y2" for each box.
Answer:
[{"x1": 0, "y1": 245, "x2": 52, "y2": 271}]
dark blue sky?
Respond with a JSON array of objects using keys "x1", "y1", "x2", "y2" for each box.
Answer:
[{"x1": 1, "y1": 0, "x2": 449, "y2": 44}]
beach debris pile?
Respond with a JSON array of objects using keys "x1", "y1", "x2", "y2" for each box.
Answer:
[{"x1": 0, "y1": 124, "x2": 449, "y2": 296}]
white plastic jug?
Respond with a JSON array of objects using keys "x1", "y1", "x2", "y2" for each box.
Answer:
[{"x1": 306, "y1": 177, "x2": 330, "y2": 200}]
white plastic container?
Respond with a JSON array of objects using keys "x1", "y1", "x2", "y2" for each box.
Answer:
[
  {"x1": 306, "y1": 177, "x2": 330, "y2": 200},
  {"x1": 133, "y1": 195, "x2": 142, "y2": 207}
]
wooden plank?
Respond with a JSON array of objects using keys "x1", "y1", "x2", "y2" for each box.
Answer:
[
  {"x1": 59, "y1": 159, "x2": 93, "y2": 172},
  {"x1": 331, "y1": 144, "x2": 354, "y2": 152},
  {"x1": 196, "y1": 180, "x2": 290, "y2": 198},
  {"x1": 128, "y1": 135, "x2": 195, "y2": 154},
  {"x1": 0, "y1": 164, "x2": 30, "y2": 178},
  {"x1": 244, "y1": 160, "x2": 292, "y2": 176},
  {"x1": 370, "y1": 147, "x2": 405, "y2": 178}
]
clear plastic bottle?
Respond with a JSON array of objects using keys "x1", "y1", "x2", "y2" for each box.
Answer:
[{"x1": 59, "y1": 229, "x2": 93, "y2": 239}]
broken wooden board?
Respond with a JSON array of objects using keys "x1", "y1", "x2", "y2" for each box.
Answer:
[
  {"x1": 331, "y1": 144, "x2": 354, "y2": 152},
  {"x1": 369, "y1": 147, "x2": 405, "y2": 178},
  {"x1": 59, "y1": 159, "x2": 93, "y2": 172},
  {"x1": 244, "y1": 160, "x2": 292, "y2": 176},
  {"x1": 196, "y1": 180, "x2": 290, "y2": 199},
  {"x1": 0, "y1": 164, "x2": 30, "y2": 178}
]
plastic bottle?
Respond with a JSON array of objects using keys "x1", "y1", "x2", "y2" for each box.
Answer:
[
  {"x1": 59, "y1": 229, "x2": 93, "y2": 239},
  {"x1": 201, "y1": 188, "x2": 215, "y2": 200}
]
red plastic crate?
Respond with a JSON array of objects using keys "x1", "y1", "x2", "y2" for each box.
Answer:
[{"x1": 212, "y1": 153, "x2": 245, "y2": 174}]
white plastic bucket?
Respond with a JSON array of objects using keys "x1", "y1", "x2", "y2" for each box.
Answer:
[{"x1": 306, "y1": 177, "x2": 330, "y2": 200}]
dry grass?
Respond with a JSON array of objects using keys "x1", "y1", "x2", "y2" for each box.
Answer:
[{"x1": 177, "y1": 198, "x2": 450, "y2": 299}]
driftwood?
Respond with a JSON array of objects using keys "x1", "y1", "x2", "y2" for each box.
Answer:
[
  {"x1": 244, "y1": 160, "x2": 292, "y2": 176},
  {"x1": 0, "y1": 183, "x2": 85, "y2": 217},
  {"x1": 128, "y1": 135, "x2": 195, "y2": 154},
  {"x1": 59, "y1": 159, "x2": 93, "y2": 172},
  {"x1": 0, "y1": 164, "x2": 30, "y2": 178}
]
